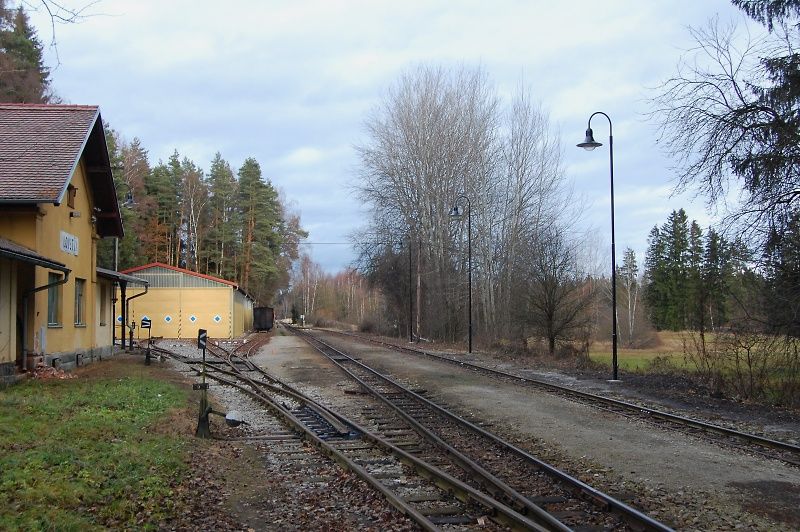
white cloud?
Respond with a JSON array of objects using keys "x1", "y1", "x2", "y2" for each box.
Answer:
[
  {"x1": 280, "y1": 147, "x2": 324, "y2": 167},
  {"x1": 29, "y1": 0, "x2": 746, "y2": 272}
]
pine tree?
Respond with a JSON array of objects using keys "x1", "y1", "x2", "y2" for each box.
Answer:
[
  {"x1": 115, "y1": 138, "x2": 154, "y2": 267},
  {"x1": 644, "y1": 209, "x2": 692, "y2": 330},
  {"x1": 146, "y1": 151, "x2": 184, "y2": 266},
  {"x1": 202, "y1": 153, "x2": 240, "y2": 278},
  {"x1": 730, "y1": 1, "x2": 800, "y2": 197},
  {"x1": 664, "y1": 209, "x2": 691, "y2": 330},
  {"x1": 179, "y1": 157, "x2": 207, "y2": 271},
  {"x1": 96, "y1": 127, "x2": 123, "y2": 269},
  {"x1": 703, "y1": 228, "x2": 731, "y2": 330},
  {"x1": 237, "y1": 158, "x2": 281, "y2": 294},
  {"x1": 687, "y1": 221, "x2": 704, "y2": 330},
  {"x1": 0, "y1": 4, "x2": 53, "y2": 102},
  {"x1": 644, "y1": 225, "x2": 667, "y2": 329},
  {"x1": 763, "y1": 208, "x2": 800, "y2": 335}
]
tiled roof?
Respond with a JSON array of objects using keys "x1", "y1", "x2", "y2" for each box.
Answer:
[{"x1": 0, "y1": 104, "x2": 100, "y2": 203}]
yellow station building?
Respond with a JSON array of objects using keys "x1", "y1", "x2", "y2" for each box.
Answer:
[
  {"x1": 119, "y1": 263, "x2": 254, "y2": 341},
  {"x1": 0, "y1": 104, "x2": 138, "y2": 380}
]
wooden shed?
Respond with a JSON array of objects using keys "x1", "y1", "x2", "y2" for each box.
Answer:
[{"x1": 118, "y1": 263, "x2": 253, "y2": 340}]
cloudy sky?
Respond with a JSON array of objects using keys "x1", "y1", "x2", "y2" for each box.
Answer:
[{"x1": 29, "y1": 0, "x2": 749, "y2": 273}]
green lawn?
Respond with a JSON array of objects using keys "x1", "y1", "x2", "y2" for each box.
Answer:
[
  {"x1": 0, "y1": 367, "x2": 190, "y2": 530},
  {"x1": 589, "y1": 349, "x2": 689, "y2": 371}
]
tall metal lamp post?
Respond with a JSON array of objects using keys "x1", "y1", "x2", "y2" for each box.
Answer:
[
  {"x1": 577, "y1": 111, "x2": 619, "y2": 381},
  {"x1": 449, "y1": 195, "x2": 472, "y2": 353},
  {"x1": 407, "y1": 238, "x2": 413, "y2": 343}
]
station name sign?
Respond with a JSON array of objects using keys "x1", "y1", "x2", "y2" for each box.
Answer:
[{"x1": 60, "y1": 231, "x2": 79, "y2": 256}]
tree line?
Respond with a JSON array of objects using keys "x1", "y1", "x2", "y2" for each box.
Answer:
[
  {"x1": 651, "y1": 0, "x2": 800, "y2": 339},
  {"x1": 1, "y1": 3, "x2": 303, "y2": 305},
  {"x1": 99, "y1": 132, "x2": 306, "y2": 304},
  {"x1": 350, "y1": 65, "x2": 593, "y2": 355},
  {"x1": 283, "y1": 257, "x2": 386, "y2": 330},
  {"x1": 643, "y1": 209, "x2": 748, "y2": 333}
]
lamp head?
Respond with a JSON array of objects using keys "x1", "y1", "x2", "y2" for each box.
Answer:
[
  {"x1": 577, "y1": 128, "x2": 603, "y2": 151},
  {"x1": 121, "y1": 190, "x2": 134, "y2": 207},
  {"x1": 449, "y1": 205, "x2": 465, "y2": 218}
]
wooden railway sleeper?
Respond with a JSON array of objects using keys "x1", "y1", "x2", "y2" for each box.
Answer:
[
  {"x1": 343, "y1": 327, "x2": 800, "y2": 461},
  {"x1": 318, "y1": 353, "x2": 576, "y2": 528},
  {"x1": 291, "y1": 326, "x2": 674, "y2": 532},
  {"x1": 173, "y1": 342, "x2": 554, "y2": 531}
]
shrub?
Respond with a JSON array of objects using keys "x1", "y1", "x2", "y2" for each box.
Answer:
[
  {"x1": 647, "y1": 355, "x2": 677, "y2": 373},
  {"x1": 683, "y1": 329, "x2": 800, "y2": 406},
  {"x1": 359, "y1": 319, "x2": 377, "y2": 334}
]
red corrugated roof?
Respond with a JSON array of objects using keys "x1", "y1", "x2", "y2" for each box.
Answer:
[
  {"x1": 0, "y1": 104, "x2": 99, "y2": 202},
  {"x1": 120, "y1": 262, "x2": 239, "y2": 287}
]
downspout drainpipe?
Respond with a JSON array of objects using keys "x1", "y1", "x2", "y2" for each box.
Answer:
[
  {"x1": 111, "y1": 288, "x2": 117, "y2": 348},
  {"x1": 119, "y1": 281, "x2": 127, "y2": 350},
  {"x1": 22, "y1": 269, "x2": 71, "y2": 371},
  {"x1": 125, "y1": 284, "x2": 148, "y2": 351}
]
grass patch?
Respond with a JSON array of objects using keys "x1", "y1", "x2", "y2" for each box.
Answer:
[
  {"x1": 589, "y1": 349, "x2": 690, "y2": 371},
  {"x1": 0, "y1": 368, "x2": 190, "y2": 530},
  {"x1": 589, "y1": 331, "x2": 721, "y2": 371}
]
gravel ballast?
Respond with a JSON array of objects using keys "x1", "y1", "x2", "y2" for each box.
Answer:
[{"x1": 157, "y1": 331, "x2": 800, "y2": 530}]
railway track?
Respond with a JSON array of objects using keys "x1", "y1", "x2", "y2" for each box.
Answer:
[
  {"x1": 150, "y1": 338, "x2": 560, "y2": 530},
  {"x1": 313, "y1": 327, "x2": 800, "y2": 467},
  {"x1": 285, "y1": 326, "x2": 672, "y2": 531}
]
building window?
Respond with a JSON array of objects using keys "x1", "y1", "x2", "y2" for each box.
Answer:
[
  {"x1": 47, "y1": 273, "x2": 62, "y2": 326},
  {"x1": 74, "y1": 278, "x2": 86, "y2": 326},
  {"x1": 67, "y1": 185, "x2": 77, "y2": 208}
]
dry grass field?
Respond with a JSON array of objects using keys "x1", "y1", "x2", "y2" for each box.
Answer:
[{"x1": 590, "y1": 331, "x2": 698, "y2": 371}]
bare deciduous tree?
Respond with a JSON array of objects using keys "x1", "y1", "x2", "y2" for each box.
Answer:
[
  {"x1": 355, "y1": 65, "x2": 584, "y2": 351},
  {"x1": 516, "y1": 228, "x2": 595, "y2": 356}
]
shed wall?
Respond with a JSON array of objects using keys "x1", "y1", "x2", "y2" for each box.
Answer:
[{"x1": 122, "y1": 286, "x2": 235, "y2": 339}]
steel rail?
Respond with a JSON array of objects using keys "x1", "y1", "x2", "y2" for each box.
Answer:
[
  {"x1": 294, "y1": 327, "x2": 572, "y2": 531},
  {"x1": 319, "y1": 327, "x2": 800, "y2": 460},
  {"x1": 157, "y1": 341, "x2": 552, "y2": 531},
  {"x1": 288, "y1": 325, "x2": 672, "y2": 532}
]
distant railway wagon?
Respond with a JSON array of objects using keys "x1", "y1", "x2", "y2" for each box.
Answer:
[{"x1": 253, "y1": 307, "x2": 274, "y2": 332}]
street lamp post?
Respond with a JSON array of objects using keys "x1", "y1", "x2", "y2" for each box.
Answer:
[
  {"x1": 577, "y1": 111, "x2": 619, "y2": 381},
  {"x1": 449, "y1": 195, "x2": 472, "y2": 354},
  {"x1": 408, "y1": 238, "x2": 413, "y2": 343}
]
